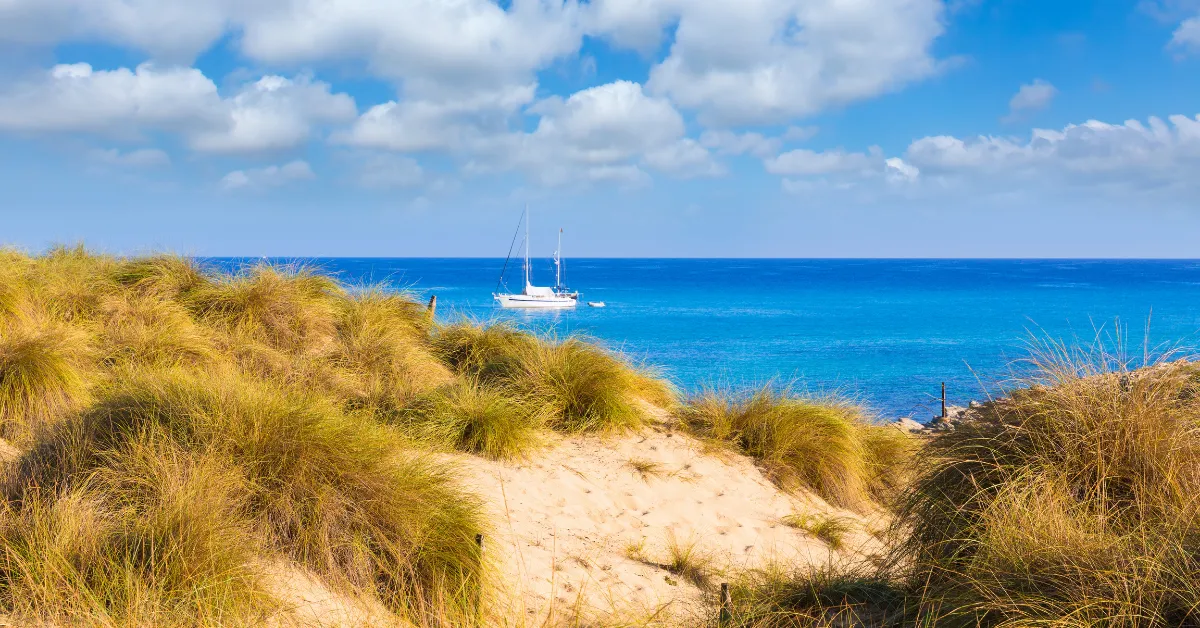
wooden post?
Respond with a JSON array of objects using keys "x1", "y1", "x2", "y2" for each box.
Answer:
[
  {"x1": 941, "y1": 382, "x2": 947, "y2": 419},
  {"x1": 427, "y1": 294, "x2": 437, "y2": 321},
  {"x1": 719, "y1": 582, "x2": 732, "y2": 625}
]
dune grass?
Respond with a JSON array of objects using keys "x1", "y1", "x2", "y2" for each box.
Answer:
[
  {"x1": 399, "y1": 379, "x2": 546, "y2": 460},
  {"x1": 680, "y1": 386, "x2": 908, "y2": 510},
  {"x1": 719, "y1": 342, "x2": 1200, "y2": 627},
  {"x1": 0, "y1": 313, "x2": 91, "y2": 443},
  {"x1": 780, "y1": 514, "x2": 854, "y2": 551},
  {"x1": 10, "y1": 367, "x2": 489, "y2": 623},
  {"x1": 435, "y1": 322, "x2": 675, "y2": 434}
]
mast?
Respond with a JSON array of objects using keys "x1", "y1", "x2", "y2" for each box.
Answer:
[
  {"x1": 523, "y1": 204, "x2": 531, "y2": 289},
  {"x1": 554, "y1": 228, "x2": 562, "y2": 289}
]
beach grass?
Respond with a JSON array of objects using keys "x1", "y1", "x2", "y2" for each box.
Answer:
[
  {"x1": 719, "y1": 341, "x2": 1200, "y2": 626},
  {"x1": 679, "y1": 386, "x2": 909, "y2": 510},
  {"x1": 0, "y1": 246, "x2": 706, "y2": 626}
]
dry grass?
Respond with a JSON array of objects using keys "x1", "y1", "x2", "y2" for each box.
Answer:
[
  {"x1": 680, "y1": 386, "x2": 910, "y2": 511},
  {"x1": 0, "y1": 313, "x2": 91, "y2": 443},
  {"x1": 722, "y1": 340, "x2": 1200, "y2": 627},
  {"x1": 435, "y1": 323, "x2": 674, "y2": 435},
  {"x1": 626, "y1": 457, "x2": 667, "y2": 482},
  {"x1": 780, "y1": 514, "x2": 853, "y2": 551},
  {"x1": 399, "y1": 379, "x2": 546, "y2": 460}
]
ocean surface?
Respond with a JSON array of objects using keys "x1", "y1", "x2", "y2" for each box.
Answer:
[{"x1": 205, "y1": 258, "x2": 1200, "y2": 420}]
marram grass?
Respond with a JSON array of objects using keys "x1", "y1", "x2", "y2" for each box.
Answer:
[
  {"x1": 717, "y1": 343, "x2": 1200, "y2": 627},
  {"x1": 680, "y1": 386, "x2": 905, "y2": 510},
  {"x1": 0, "y1": 247, "x2": 704, "y2": 627}
]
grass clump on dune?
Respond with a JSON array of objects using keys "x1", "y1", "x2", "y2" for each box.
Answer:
[
  {"x1": 681, "y1": 386, "x2": 904, "y2": 510},
  {"x1": 885, "y1": 346, "x2": 1200, "y2": 626},
  {"x1": 0, "y1": 448, "x2": 275, "y2": 626},
  {"x1": 334, "y1": 291, "x2": 451, "y2": 414},
  {"x1": 0, "y1": 314, "x2": 90, "y2": 443},
  {"x1": 719, "y1": 343, "x2": 1200, "y2": 627},
  {"x1": 112, "y1": 254, "x2": 211, "y2": 299},
  {"x1": 187, "y1": 264, "x2": 344, "y2": 355},
  {"x1": 435, "y1": 322, "x2": 675, "y2": 434},
  {"x1": 11, "y1": 367, "x2": 489, "y2": 624},
  {"x1": 97, "y1": 292, "x2": 214, "y2": 368},
  {"x1": 399, "y1": 379, "x2": 545, "y2": 460}
]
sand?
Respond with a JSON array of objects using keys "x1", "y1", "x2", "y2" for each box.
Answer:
[
  {"x1": 456, "y1": 425, "x2": 887, "y2": 625},
  {"x1": 0, "y1": 426, "x2": 886, "y2": 627}
]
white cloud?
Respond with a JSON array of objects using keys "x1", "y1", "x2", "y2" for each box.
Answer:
[
  {"x1": 643, "y1": 138, "x2": 725, "y2": 178},
  {"x1": 764, "y1": 112, "x2": 1200, "y2": 204},
  {"x1": 528, "y1": 80, "x2": 684, "y2": 164},
  {"x1": 220, "y1": 160, "x2": 314, "y2": 190},
  {"x1": 765, "y1": 147, "x2": 884, "y2": 176},
  {"x1": 2, "y1": 0, "x2": 950, "y2": 132},
  {"x1": 88, "y1": 147, "x2": 171, "y2": 168},
  {"x1": 0, "y1": 63, "x2": 356, "y2": 153},
  {"x1": 236, "y1": 0, "x2": 581, "y2": 99},
  {"x1": 700, "y1": 130, "x2": 782, "y2": 159},
  {"x1": 907, "y1": 115, "x2": 1200, "y2": 186},
  {"x1": 190, "y1": 75, "x2": 356, "y2": 153},
  {"x1": 1003, "y1": 79, "x2": 1057, "y2": 122},
  {"x1": 335, "y1": 84, "x2": 536, "y2": 153},
  {"x1": 1171, "y1": 16, "x2": 1200, "y2": 53},
  {"x1": 357, "y1": 154, "x2": 425, "y2": 189},
  {"x1": 0, "y1": 0, "x2": 241, "y2": 61},
  {"x1": 0, "y1": 63, "x2": 222, "y2": 135},
  {"x1": 585, "y1": 0, "x2": 947, "y2": 126},
  {"x1": 510, "y1": 80, "x2": 714, "y2": 186}
]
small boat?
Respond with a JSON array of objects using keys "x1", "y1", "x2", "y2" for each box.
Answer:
[
  {"x1": 588, "y1": 302, "x2": 606, "y2": 308},
  {"x1": 494, "y1": 205, "x2": 578, "y2": 309}
]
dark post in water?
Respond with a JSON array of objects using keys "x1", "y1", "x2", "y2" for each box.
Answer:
[{"x1": 941, "y1": 382, "x2": 947, "y2": 419}]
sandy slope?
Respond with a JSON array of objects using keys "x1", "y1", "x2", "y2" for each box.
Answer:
[
  {"x1": 0, "y1": 429, "x2": 888, "y2": 627},
  {"x1": 457, "y1": 425, "x2": 888, "y2": 625}
]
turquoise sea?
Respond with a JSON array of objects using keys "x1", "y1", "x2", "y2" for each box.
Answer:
[{"x1": 206, "y1": 259, "x2": 1200, "y2": 420}]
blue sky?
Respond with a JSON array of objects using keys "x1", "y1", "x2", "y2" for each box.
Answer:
[{"x1": 0, "y1": 0, "x2": 1198, "y2": 257}]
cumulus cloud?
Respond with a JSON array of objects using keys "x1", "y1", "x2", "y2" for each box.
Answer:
[
  {"x1": 356, "y1": 154, "x2": 425, "y2": 189},
  {"x1": 0, "y1": 63, "x2": 223, "y2": 135},
  {"x1": 220, "y1": 160, "x2": 314, "y2": 190},
  {"x1": 763, "y1": 112, "x2": 1200, "y2": 203},
  {"x1": 700, "y1": 130, "x2": 782, "y2": 159},
  {"x1": 907, "y1": 115, "x2": 1200, "y2": 186},
  {"x1": 236, "y1": 0, "x2": 581, "y2": 99},
  {"x1": 0, "y1": 0, "x2": 241, "y2": 61},
  {"x1": 508, "y1": 80, "x2": 718, "y2": 186},
  {"x1": 3, "y1": 0, "x2": 950, "y2": 130},
  {"x1": 0, "y1": 63, "x2": 356, "y2": 153},
  {"x1": 335, "y1": 84, "x2": 536, "y2": 153},
  {"x1": 1003, "y1": 79, "x2": 1057, "y2": 122},
  {"x1": 585, "y1": 0, "x2": 947, "y2": 126},
  {"x1": 1171, "y1": 16, "x2": 1200, "y2": 53},
  {"x1": 189, "y1": 75, "x2": 356, "y2": 153},
  {"x1": 644, "y1": 138, "x2": 725, "y2": 178}
]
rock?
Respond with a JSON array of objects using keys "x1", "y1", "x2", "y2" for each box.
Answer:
[{"x1": 890, "y1": 418, "x2": 927, "y2": 434}]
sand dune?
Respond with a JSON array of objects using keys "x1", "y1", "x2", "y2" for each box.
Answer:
[{"x1": 458, "y1": 425, "x2": 887, "y2": 625}]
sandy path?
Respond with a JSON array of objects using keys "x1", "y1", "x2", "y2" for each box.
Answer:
[{"x1": 457, "y1": 425, "x2": 886, "y2": 625}]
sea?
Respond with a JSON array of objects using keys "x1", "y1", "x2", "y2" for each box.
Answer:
[{"x1": 205, "y1": 258, "x2": 1200, "y2": 420}]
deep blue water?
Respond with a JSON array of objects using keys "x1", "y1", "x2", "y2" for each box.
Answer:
[{"x1": 204, "y1": 258, "x2": 1200, "y2": 420}]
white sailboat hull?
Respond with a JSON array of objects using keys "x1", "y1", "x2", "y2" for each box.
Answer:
[{"x1": 494, "y1": 294, "x2": 577, "y2": 309}]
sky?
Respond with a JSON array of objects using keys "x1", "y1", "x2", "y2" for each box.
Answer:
[{"x1": 0, "y1": 0, "x2": 1198, "y2": 258}]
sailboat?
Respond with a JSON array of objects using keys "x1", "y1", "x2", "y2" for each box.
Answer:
[{"x1": 494, "y1": 206, "x2": 579, "y2": 309}]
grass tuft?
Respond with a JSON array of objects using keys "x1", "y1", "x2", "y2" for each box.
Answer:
[
  {"x1": 186, "y1": 264, "x2": 344, "y2": 354},
  {"x1": 781, "y1": 513, "x2": 853, "y2": 551},
  {"x1": 681, "y1": 386, "x2": 907, "y2": 510},
  {"x1": 399, "y1": 379, "x2": 545, "y2": 460},
  {"x1": 0, "y1": 314, "x2": 90, "y2": 442}
]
